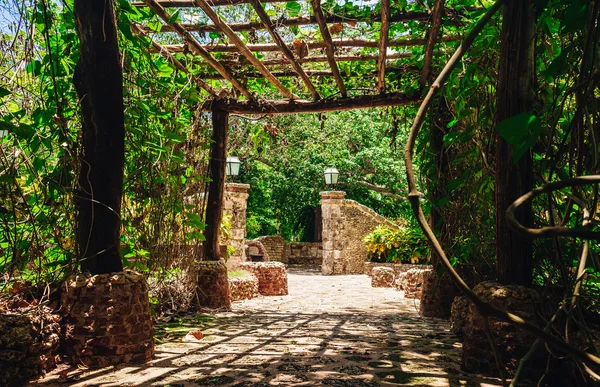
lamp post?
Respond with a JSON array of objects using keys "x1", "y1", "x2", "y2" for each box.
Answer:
[
  {"x1": 324, "y1": 167, "x2": 339, "y2": 187},
  {"x1": 226, "y1": 156, "x2": 241, "y2": 180}
]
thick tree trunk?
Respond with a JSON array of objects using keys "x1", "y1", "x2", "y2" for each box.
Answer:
[
  {"x1": 73, "y1": 0, "x2": 125, "y2": 274},
  {"x1": 495, "y1": 0, "x2": 535, "y2": 285},
  {"x1": 203, "y1": 107, "x2": 229, "y2": 261},
  {"x1": 421, "y1": 97, "x2": 457, "y2": 318}
]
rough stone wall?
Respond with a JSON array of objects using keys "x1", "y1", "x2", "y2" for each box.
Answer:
[
  {"x1": 364, "y1": 262, "x2": 430, "y2": 276},
  {"x1": 286, "y1": 242, "x2": 323, "y2": 265},
  {"x1": 321, "y1": 191, "x2": 400, "y2": 275},
  {"x1": 402, "y1": 268, "x2": 433, "y2": 299},
  {"x1": 371, "y1": 267, "x2": 395, "y2": 287},
  {"x1": 228, "y1": 274, "x2": 260, "y2": 301},
  {"x1": 244, "y1": 240, "x2": 270, "y2": 262},
  {"x1": 61, "y1": 271, "x2": 154, "y2": 368},
  {"x1": 461, "y1": 281, "x2": 543, "y2": 375},
  {"x1": 239, "y1": 262, "x2": 288, "y2": 296},
  {"x1": 256, "y1": 236, "x2": 286, "y2": 263},
  {"x1": 0, "y1": 309, "x2": 61, "y2": 386},
  {"x1": 223, "y1": 183, "x2": 250, "y2": 269},
  {"x1": 194, "y1": 260, "x2": 231, "y2": 309}
]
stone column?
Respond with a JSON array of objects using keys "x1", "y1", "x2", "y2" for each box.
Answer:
[
  {"x1": 320, "y1": 191, "x2": 347, "y2": 275},
  {"x1": 223, "y1": 183, "x2": 249, "y2": 269}
]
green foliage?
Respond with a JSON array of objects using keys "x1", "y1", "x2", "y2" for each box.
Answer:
[{"x1": 364, "y1": 225, "x2": 430, "y2": 265}]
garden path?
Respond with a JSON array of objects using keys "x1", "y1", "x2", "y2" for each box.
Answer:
[{"x1": 34, "y1": 265, "x2": 501, "y2": 387}]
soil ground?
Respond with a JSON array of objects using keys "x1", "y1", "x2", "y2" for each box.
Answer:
[{"x1": 33, "y1": 265, "x2": 501, "y2": 386}]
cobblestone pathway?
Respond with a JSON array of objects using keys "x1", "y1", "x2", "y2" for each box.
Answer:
[{"x1": 35, "y1": 266, "x2": 501, "y2": 386}]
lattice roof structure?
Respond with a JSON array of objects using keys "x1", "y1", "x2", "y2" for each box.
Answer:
[{"x1": 131, "y1": 0, "x2": 481, "y2": 114}]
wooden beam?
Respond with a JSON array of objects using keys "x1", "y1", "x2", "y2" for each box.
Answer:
[
  {"x1": 157, "y1": 36, "x2": 459, "y2": 53},
  {"x1": 420, "y1": 0, "x2": 445, "y2": 89},
  {"x1": 204, "y1": 106, "x2": 228, "y2": 261},
  {"x1": 311, "y1": 0, "x2": 346, "y2": 97},
  {"x1": 250, "y1": 0, "x2": 320, "y2": 100},
  {"x1": 203, "y1": 93, "x2": 422, "y2": 114},
  {"x1": 260, "y1": 52, "x2": 413, "y2": 66},
  {"x1": 132, "y1": 23, "x2": 218, "y2": 97},
  {"x1": 198, "y1": 66, "x2": 418, "y2": 79},
  {"x1": 133, "y1": 0, "x2": 285, "y2": 7},
  {"x1": 377, "y1": 0, "x2": 390, "y2": 93},
  {"x1": 143, "y1": 0, "x2": 252, "y2": 99},
  {"x1": 193, "y1": 0, "x2": 297, "y2": 99},
  {"x1": 138, "y1": 10, "x2": 435, "y2": 34}
]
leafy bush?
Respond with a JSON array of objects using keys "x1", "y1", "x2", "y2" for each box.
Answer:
[{"x1": 364, "y1": 226, "x2": 430, "y2": 264}]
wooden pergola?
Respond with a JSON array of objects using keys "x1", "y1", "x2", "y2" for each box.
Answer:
[{"x1": 131, "y1": 0, "x2": 469, "y2": 260}]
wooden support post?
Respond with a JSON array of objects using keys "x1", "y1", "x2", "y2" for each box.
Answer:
[
  {"x1": 377, "y1": 0, "x2": 390, "y2": 93},
  {"x1": 419, "y1": 0, "x2": 445, "y2": 90},
  {"x1": 311, "y1": 0, "x2": 347, "y2": 97},
  {"x1": 203, "y1": 106, "x2": 229, "y2": 261}
]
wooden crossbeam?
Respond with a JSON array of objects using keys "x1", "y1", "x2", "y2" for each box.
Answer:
[
  {"x1": 132, "y1": 0, "x2": 285, "y2": 7},
  {"x1": 203, "y1": 93, "x2": 422, "y2": 114},
  {"x1": 193, "y1": 0, "x2": 297, "y2": 99},
  {"x1": 157, "y1": 36, "x2": 459, "y2": 53},
  {"x1": 311, "y1": 0, "x2": 346, "y2": 97},
  {"x1": 250, "y1": 0, "x2": 320, "y2": 100},
  {"x1": 420, "y1": 0, "x2": 446, "y2": 89},
  {"x1": 138, "y1": 10, "x2": 435, "y2": 34},
  {"x1": 142, "y1": 0, "x2": 252, "y2": 99},
  {"x1": 377, "y1": 0, "x2": 390, "y2": 93},
  {"x1": 132, "y1": 23, "x2": 218, "y2": 97},
  {"x1": 261, "y1": 52, "x2": 413, "y2": 66},
  {"x1": 197, "y1": 66, "x2": 418, "y2": 79}
]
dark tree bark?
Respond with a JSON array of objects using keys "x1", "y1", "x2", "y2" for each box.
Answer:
[
  {"x1": 495, "y1": 0, "x2": 535, "y2": 285},
  {"x1": 203, "y1": 107, "x2": 229, "y2": 261},
  {"x1": 74, "y1": 0, "x2": 125, "y2": 274}
]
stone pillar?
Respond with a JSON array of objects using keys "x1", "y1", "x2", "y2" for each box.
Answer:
[
  {"x1": 320, "y1": 191, "x2": 347, "y2": 275},
  {"x1": 223, "y1": 183, "x2": 249, "y2": 269}
]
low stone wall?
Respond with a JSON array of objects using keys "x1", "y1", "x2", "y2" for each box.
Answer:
[
  {"x1": 420, "y1": 269, "x2": 457, "y2": 318},
  {"x1": 371, "y1": 267, "x2": 395, "y2": 287},
  {"x1": 450, "y1": 295, "x2": 469, "y2": 338},
  {"x1": 0, "y1": 308, "x2": 61, "y2": 386},
  {"x1": 244, "y1": 240, "x2": 270, "y2": 262},
  {"x1": 239, "y1": 262, "x2": 288, "y2": 296},
  {"x1": 364, "y1": 262, "x2": 429, "y2": 276},
  {"x1": 61, "y1": 271, "x2": 154, "y2": 368},
  {"x1": 403, "y1": 268, "x2": 432, "y2": 299},
  {"x1": 286, "y1": 242, "x2": 323, "y2": 265},
  {"x1": 229, "y1": 274, "x2": 260, "y2": 301},
  {"x1": 256, "y1": 236, "x2": 286, "y2": 263}
]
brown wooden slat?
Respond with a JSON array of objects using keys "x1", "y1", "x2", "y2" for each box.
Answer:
[
  {"x1": 420, "y1": 0, "x2": 446, "y2": 89},
  {"x1": 260, "y1": 52, "x2": 413, "y2": 66},
  {"x1": 198, "y1": 66, "x2": 418, "y2": 79},
  {"x1": 138, "y1": 10, "x2": 434, "y2": 34},
  {"x1": 132, "y1": 23, "x2": 218, "y2": 96},
  {"x1": 311, "y1": 0, "x2": 346, "y2": 97},
  {"x1": 203, "y1": 93, "x2": 422, "y2": 114},
  {"x1": 250, "y1": 0, "x2": 320, "y2": 100},
  {"x1": 157, "y1": 36, "x2": 459, "y2": 53},
  {"x1": 143, "y1": 0, "x2": 252, "y2": 99},
  {"x1": 192, "y1": 0, "x2": 297, "y2": 99},
  {"x1": 132, "y1": 0, "x2": 285, "y2": 7},
  {"x1": 377, "y1": 0, "x2": 390, "y2": 93}
]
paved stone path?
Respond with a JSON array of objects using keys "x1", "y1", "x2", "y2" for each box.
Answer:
[{"x1": 35, "y1": 266, "x2": 501, "y2": 386}]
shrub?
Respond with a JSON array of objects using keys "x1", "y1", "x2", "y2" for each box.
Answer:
[{"x1": 364, "y1": 225, "x2": 430, "y2": 264}]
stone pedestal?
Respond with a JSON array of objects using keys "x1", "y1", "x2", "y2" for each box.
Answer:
[
  {"x1": 223, "y1": 183, "x2": 250, "y2": 269},
  {"x1": 195, "y1": 260, "x2": 231, "y2": 309},
  {"x1": 371, "y1": 266, "x2": 396, "y2": 287},
  {"x1": 420, "y1": 269, "x2": 457, "y2": 318},
  {"x1": 403, "y1": 268, "x2": 433, "y2": 299},
  {"x1": 61, "y1": 271, "x2": 154, "y2": 368},
  {"x1": 461, "y1": 282, "x2": 544, "y2": 376},
  {"x1": 229, "y1": 274, "x2": 260, "y2": 301},
  {"x1": 320, "y1": 191, "x2": 347, "y2": 275},
  {"x1": 240, "y1": 262, "x2": 288, "y2": 296}
]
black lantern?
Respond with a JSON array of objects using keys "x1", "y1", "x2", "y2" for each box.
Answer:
[{"x1": 226, "y1": 156, "x2": 241, "y2": 177}]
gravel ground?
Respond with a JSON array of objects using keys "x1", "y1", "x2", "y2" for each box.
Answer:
[{"x1": 32, "y1": 265, "x2": 501, "y2": 386}]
